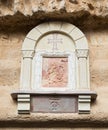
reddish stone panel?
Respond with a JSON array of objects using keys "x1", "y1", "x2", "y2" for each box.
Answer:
[
  {"x1": 31, "y1": 95, "x2": 78, "y2": 113},
  {"x1": 42, "y1": 57, "x2": 68, "y2": 87}
]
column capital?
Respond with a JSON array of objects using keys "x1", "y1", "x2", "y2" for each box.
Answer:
[
  {"x1": 76, "y1": 49, "x2": 89, "y2": 58},
  {"x1": 22, "y1": 50, "x2": 35, "y2": 58}
]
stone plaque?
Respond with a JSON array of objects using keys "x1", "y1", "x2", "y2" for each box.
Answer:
[
  {"x1": 31, "y1": 95, "x2": 78, "y2": 113},
  {"x1": 42, "y1": 57, "x2": 68, "y2": 88}
]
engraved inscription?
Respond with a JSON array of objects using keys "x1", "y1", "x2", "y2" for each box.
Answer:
[
  {"x1": 31, "y1": 96, "x2": 78, "y2": 113},
  {"x1": 49, "y1": 98, "x2": 60, "y2": 111},
  {"x1": 48, "y1": 34, "x2": 62, "y2": 51}
]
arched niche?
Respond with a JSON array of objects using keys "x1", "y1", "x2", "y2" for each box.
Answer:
[
  {"x1": 11, "y1": 22, "x2": 97, "y2": 114},
  {"x1": 21, "y1": 22, "x2": 89, "y2": 91}
]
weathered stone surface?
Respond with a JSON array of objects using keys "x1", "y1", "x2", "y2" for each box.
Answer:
[
  {"x1": 0, "y1": 0, "x2": 108, "y2": 30},
  {"x1": 0, "y1": 128, "x2": 108, "y2": 130}
]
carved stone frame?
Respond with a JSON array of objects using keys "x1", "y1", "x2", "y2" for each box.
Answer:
[
  {"x1": 11, "y1": 22, "x2": 97, "y2": 114},
  {"x1": 32, "y1": 51, "x2": 76, "y2": 91}
]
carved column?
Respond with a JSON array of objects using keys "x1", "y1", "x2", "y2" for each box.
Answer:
[
  {"x1": 18, "y1": 50, "x2": 34, "y2": 114},
  {"x1": 76, "y1": 49, "x2": 91, "y2": 113},
  {"x1": 20, "y1": 50, "x2": 35, "y2": 90},
  {"x1": 76, "y1": 49, "x2": 89, "y2": 90}
]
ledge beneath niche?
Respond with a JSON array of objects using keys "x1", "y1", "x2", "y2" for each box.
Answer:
[
  {"x1": 11, "y1": 90, "x2": 97, "y2": 100},
  {"x1": 11, "y1": 90, "x2": 97, "y2": 114}
]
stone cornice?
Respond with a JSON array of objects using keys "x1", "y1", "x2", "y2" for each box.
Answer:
[{"x1": 11, "y1": 90, "x2": 97, "y2": 100}]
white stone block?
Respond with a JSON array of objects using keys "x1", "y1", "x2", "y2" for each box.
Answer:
[
  {"x1": 70, "y1": 27, "x2": 84, "y2": 41},
  {"x1": 36, "y1": 22, "x2": 50, "y2": 34},
  {"x1": 61, "y1": 22, "x2": 75, "y2": 33},
  {"x1": 18, "y1": 103, "x2": 30, "y2": 111},
  {"x1": 49, "y1": 21, "x2": 62, "y2": 31},
  {"x1": 75, "y1": 37, "x2": 88, "y2": 49},
  {"x1": 22, "y1": 38, "x2": 36, "y2": 50},
  {"x1": 26, "y1": 28, "x2": 41, "y2": 41},
  {"x1": 18, "y1": 94, "x2": 30, "y2": 98}
]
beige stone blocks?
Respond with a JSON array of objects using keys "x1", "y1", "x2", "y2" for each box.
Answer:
[{"x1": 70, "y1": 27, "x2": 84, "y2": 41}]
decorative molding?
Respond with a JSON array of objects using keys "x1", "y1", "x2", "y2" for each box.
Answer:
[
  {"x1": 22, "y1": 50, "x2": 35, "y2": 58},
  {"x1": 32, "y1": 51, "x2": 76, "y2": 91},
  {"x1": 16, "y1": 22, "x2": 93, "y2": 114},
  {"x1": 17, "y1": 94, "x2": 30, "y2": 114},
  {"x1": 76, "y1": 49, "x2": 89, "y2": 58},
  {"x1": 22, "y1": 22, "x2": 88, "y2": 51},
  {"x1": 78, "y1": 95, "x2": 91, "y2": 114}
]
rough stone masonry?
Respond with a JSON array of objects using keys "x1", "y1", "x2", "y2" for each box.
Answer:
[{"x1": 0, "y1": 0, "x2": 108, "y2": 31}]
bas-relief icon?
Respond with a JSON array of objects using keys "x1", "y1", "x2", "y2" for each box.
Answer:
[
  {"x1": 49, "y1": 98, "x2": 60, "y2": 111},
  {"x1": 42, "y1": 57, "x2": 68, "y2": 88},
  {"x1": 48, "y1": 34, "x2": 63, "y2": 51}
]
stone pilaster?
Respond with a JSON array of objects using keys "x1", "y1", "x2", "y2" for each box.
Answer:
[
  {"x1": 76, "y1": 50, "x2": 91, "y2": 113},
  {"x1": 20, "y1": 50, "x2": 35, "y2": 90},
  {"x1": 76, "y1": 49, "x2": 89, "y2": 90},
  {"x1": 18, "y1": 50, "x2": 35, "y2": 114}
]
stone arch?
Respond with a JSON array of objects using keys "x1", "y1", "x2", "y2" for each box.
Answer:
[
  {"x1": 21, "y1": 21, "x2": 89, "y2": 91},
  {"x1": 11, "y1": 21, "x2": 97, "y2": 114},
  {"x1": 22, "y1": 21, "x2": 88, "y2": 51}
]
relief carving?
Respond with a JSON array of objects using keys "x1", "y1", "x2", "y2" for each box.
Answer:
[
  {"x1": 48, "y1": 34, "x2": 63, "y2": 51},
  {"x1": 49, "y1": 98, "x2": 60, "y2": 111},
  {"x1": 42, "y1": 57, "x2": 68, "y2": 87},
  {"x1": 76, "y1": 49, "x2": 89, "y2": 58},
  {"x1": 22, "y1": 50, "x2": 35, "y2": 58}
]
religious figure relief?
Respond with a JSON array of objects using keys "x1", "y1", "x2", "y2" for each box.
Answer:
[
  {"x1": 48, "y1": 34, "x2": 62, "y2": 51},
  {"x1": 42, "y1": 57, "x2": 68, "y2": 87}
]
